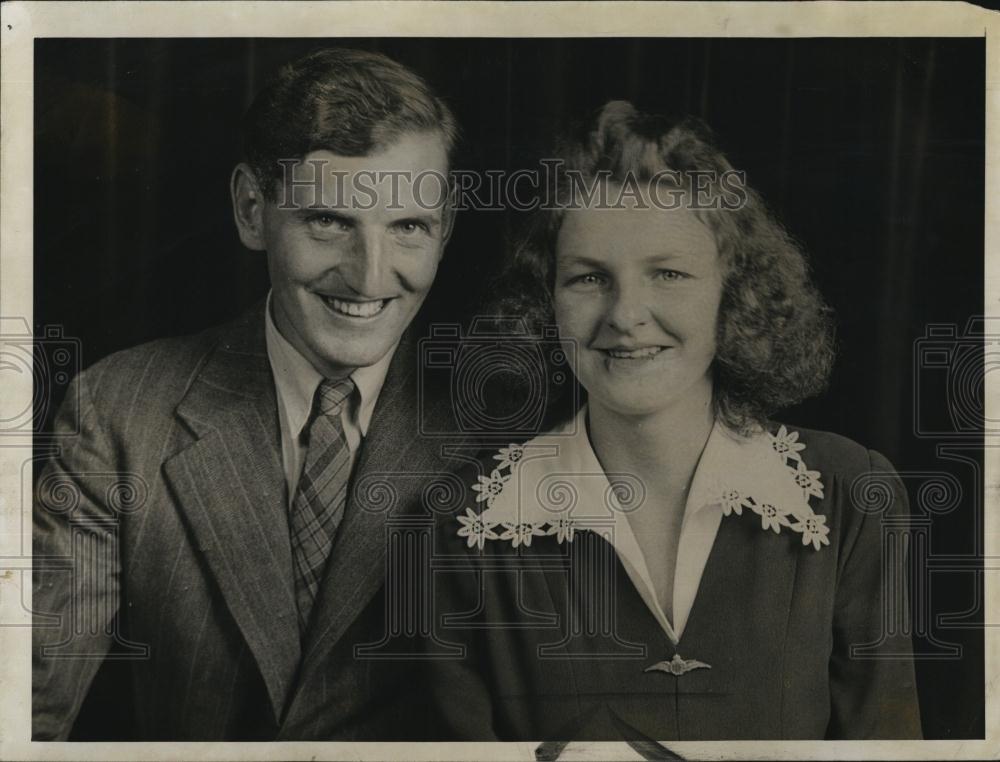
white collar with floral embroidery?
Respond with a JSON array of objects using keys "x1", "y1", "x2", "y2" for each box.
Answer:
[{"x1": 457, "y1": 406, "x2": 829, "y2": 552}]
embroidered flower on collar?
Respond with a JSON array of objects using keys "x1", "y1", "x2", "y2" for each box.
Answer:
[
  {"x1": 769, "y1": 425, "x2": 806, "y2": 461},
  {"x1": 720, "y1": 487, "x2": 749, "y2": 517},
  {"x1": 472, "y1": 468, "x2": 509, "y2": 508},
  {"x1": 546, "y1": 517, "x2": 576, "y2": 544},
  {"x1": 493, "y1": 444, "x2": 525, "y2": 471},
  {"x1": 791, "y1": 513, "x2": 830, "y2": 551},
  {"x1": 500, "y1": 521, "x2": 545, "y2": 548},
  {"x1": 456, "y1": 507, "x2": 500, "y2": 550},
  {"x1": 792, "y1": 459, "x2": 824, "y2": 499},
  {"x1": 752, "y1": 501, "x2": 793, "y2": 533}
]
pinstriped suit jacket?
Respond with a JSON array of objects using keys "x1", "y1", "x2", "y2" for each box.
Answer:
[{"x1": 32, "y1": 302, "x2": 461, "y2": 740}]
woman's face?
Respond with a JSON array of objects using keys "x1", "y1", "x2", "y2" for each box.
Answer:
[{"x1": 553, "y1": 191, "x2": 724, "y2": 419}]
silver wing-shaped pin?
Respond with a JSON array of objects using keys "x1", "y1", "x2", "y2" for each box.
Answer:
[{"x1": 644, "y1": 653, "x2": 711, "y2": 676}]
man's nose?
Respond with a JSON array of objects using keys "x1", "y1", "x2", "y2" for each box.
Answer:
[
  {"x1": 343, "y1": 228, "x2": 384, "y2": 296},
  {"x1": 605, "y1": 282, "x2": 650, "y2": 332}
]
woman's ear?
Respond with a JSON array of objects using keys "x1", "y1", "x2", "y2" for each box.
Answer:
[{"x1": 230, "y1": 164, "x2": 267, "y2": 251}]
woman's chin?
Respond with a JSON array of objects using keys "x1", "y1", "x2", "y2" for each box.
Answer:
[
  {"x1": 588, "y1": 392, "x2": 677, "y2": 419},
  {"x1": 585, "y1": 375, "x2": 713, "y2": 421}
]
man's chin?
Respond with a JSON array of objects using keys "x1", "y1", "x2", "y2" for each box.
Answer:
[{"x1": 313, "y1": 343, "x2": 396, "y2": 373}]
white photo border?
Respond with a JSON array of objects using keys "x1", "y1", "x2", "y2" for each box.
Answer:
[{"x1": 1, "y1": 1, "x2": 997, "y2": 760}]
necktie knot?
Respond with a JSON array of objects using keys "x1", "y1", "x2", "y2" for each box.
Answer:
[{"x1": 315, "y1": 377, "x2": 355, "y2": 418}]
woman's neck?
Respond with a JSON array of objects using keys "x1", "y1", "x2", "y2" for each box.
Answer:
[{"x1": 587, "y1": 385, "x2": 715, "y2": 491}]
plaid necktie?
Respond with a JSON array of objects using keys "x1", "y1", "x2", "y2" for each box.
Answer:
[{"x1": 289, "y1": 377, "x2": 356, "y2": 633}]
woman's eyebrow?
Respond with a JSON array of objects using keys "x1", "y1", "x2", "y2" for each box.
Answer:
[
  {"x1": 557, "y1": 255, "x2": 609, "y2": 269},
  {"x1": 645, "y1": 252, "x2": 698, "y2": 265}
]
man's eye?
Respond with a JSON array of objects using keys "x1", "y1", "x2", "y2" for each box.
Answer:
[
  {"x1": 395, "y1": 220, "x2": 430, "y2": 235},
  {"x1": 306, "y1": 214, "x2": 350, "y2": 231}
]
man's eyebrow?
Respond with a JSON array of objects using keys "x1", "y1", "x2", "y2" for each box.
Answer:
[
  {"x1": 292, "y1": 206, "x2": 358, "y2": 221},
  {"x1": 391, "y1": 212, "x2": 442, "y2": 227},
  {"x1": 298, "y1": 204, "x2": 353, "y2": 213}
]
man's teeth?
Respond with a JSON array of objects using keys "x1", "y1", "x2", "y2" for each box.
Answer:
[
  {"x1": 324, "y1": 296, "x2": 386, "y2": 317},
  {"x1": 606, "y1": 347, "x2": 663, "y2": 359}
]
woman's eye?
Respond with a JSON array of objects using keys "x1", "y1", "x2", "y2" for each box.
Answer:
[
  {"x1": 568, "y1": 273, "x2": 607, "y2": 287},
  {"x1": 655, "y1": 269, "x2": 688, "y2": 281}
]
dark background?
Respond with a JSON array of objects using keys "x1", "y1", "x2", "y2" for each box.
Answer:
[{"x1": 34, "y1": 38, "x2": 985, "y2": 739}]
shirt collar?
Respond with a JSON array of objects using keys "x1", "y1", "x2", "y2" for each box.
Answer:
[
  {"x1": 481, "y1": 404, "x2": 810, "y2": 527},
  {"x1": 263, "y1": 291, "x2": 395, "y2": 442}
]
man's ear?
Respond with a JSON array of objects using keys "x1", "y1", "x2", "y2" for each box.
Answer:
[{"x1": 230, "y1": 163, "x2": 267, "y2": 251}]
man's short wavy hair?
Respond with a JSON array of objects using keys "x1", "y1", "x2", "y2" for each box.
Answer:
[
  {"x1": 241, "y1": 47, "x2": 458, "y2": 201},
  {"x1": 499, "y1": 100, "x2": 835, "y2": 435}
]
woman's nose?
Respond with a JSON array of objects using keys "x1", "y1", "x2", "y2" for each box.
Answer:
[{"x1": 605, "y1": 283, "x2": 649, "y2": 332}]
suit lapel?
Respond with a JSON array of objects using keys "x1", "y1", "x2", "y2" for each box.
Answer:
[{"x1": 162, "y1": 305, "x2": 301, "y2": 723}]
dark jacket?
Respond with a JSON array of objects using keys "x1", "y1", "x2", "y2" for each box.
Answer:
[
  {"x1": 32, "y1": 302, "x2": 463, "y2": 740},
  {"x1": 427, "y1": 424, "x2": 923, "y2": 741}
]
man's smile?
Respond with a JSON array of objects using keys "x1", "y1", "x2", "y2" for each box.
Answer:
[{"x1": 317, "y1": 293, "x2": 393, "y2": 319}]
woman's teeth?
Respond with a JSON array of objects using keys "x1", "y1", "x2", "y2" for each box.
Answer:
[
  {"x1": 323, "y1": 296, "x2": 387, "y2": 318},
  {"x1": 605, "y1": 347, "x2": 664, "y2": 359}
]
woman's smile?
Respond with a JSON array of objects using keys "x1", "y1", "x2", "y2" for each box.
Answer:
[
  {"x1": 599, "y1": 345, "x2": 670, "y2": 359},
  {"x1": 596, "y1": 344, "x2": 673, "y2": 371}
]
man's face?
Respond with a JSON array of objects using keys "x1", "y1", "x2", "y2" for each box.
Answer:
[{"x1": 260, "y1": 131, "x2": 450, "y2": 378}]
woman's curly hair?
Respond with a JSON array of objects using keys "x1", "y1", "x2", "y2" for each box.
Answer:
[{"x1": 496, "y1": 100, "x2": 836, "y2": 435}]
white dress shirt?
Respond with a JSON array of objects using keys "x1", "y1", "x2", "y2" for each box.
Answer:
[{"x1": 263, "y1": 293, "x2": 396, "y2": 505}]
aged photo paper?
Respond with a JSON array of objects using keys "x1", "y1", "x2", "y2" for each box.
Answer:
[{"x1": 1, "y1": 1, "x2": 998, "y2": 760}]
